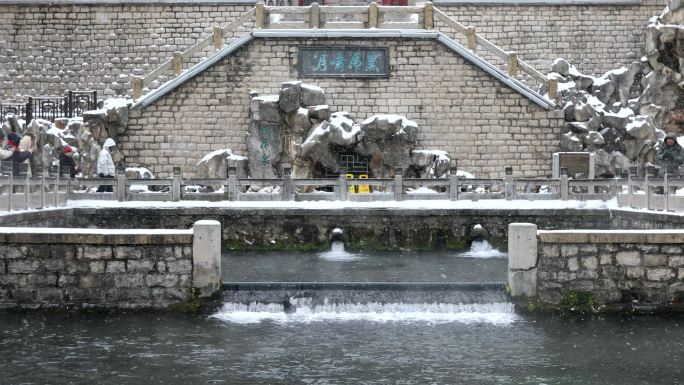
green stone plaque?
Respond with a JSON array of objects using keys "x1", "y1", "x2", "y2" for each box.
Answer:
[{"x1": 299, "y1": 47, "x2": 389, "y2": 78}]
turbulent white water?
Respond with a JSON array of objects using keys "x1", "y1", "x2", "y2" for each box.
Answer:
[
  {"x1": 318, "y1": 241, "x2": 363, "y2": 261},
  {"x1": 210, "y1": 299, "x2": 517, "y2": 325},
  {"x1": 459, "y1": 240, "x2": 507, "y2": 259}
]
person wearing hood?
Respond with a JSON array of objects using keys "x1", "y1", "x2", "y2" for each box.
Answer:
[
  {"x1": 96, "y1": 138, "x2": 116, "y2": 192},
  {"x1": 5, "y1": 132, "x2": 33, "y2": 176},
  {"x1": 656, "y1": 133, "x2": 684, "y2": 176}
]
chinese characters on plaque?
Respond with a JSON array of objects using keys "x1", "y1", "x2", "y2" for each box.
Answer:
[{"x1": 299, "y1": 47, "x2": 389, "y2": 78}]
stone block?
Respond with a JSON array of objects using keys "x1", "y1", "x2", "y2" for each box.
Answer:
[
  {"x1": 643, "y1": 254, "x2": 667, "y2": 267},
  {"x1": 11, "y1": 289, "x2": 36, "y2": 302},
  {"x1": 41, "y1": 259, "x2": 66, "y2": 272},
  {"x1": 668, "y1": 255, "x2": 684, "y2": 267},
  {"x1": 616, "y1": 251, "x2": 641, "y2": 266},
  {"x1": 560, "y1": 245, "x2": 578, "y2": 257},
  {"x1": 145, "y1": 274, "x2": 178, "y2": 288},
  {"x1": 556, "y1": 271, "x2": 577, "y2": 282},
  {"x1": 37, "y1": 288, "x2": 64, "y2": 302},
  {"x1": 89, "y1": 261, "x2": 105, "y2": 273},
  {"x1": 625, "y1": 267, "x2": 644, "y2": 279},
  {"x1": 166, "y1": 260, "x2": 191, "y2": 274},
  {"x1": 508, "y1": 223, "x2": 538, "y2": 270},
  {"x1": 579, "y1": 244, "x2": 598, "y2": 254},
  {"x1": 8, "y1": 260, "x2": 40, "y2": 274},
  {"x1": 114, "y1": 274, "x2": 145, "y2": 288},
  {"x1": 105, "y1": 261, "x2": 126, "y2": 273},
  {"x1": 80, "y1": 246, "x2": 112, "y2": 260},
  {"x1": 508, "y1": 269, "x2": 537, "y2": 297},
  {"x1": 0, "y1": 245, "x2": 27, "y2": 259},
  {"x1": 581, "y1": 256, "x2": 598, "y2": 270},
  {"x1": 79, "y1": 275, "x2": 103, "y2": 288},
  {"x1": 540, "y1": 244, "x2": 559, "y2": 258},
  {"x1": 58, "y1": 274, "x2": 78, "y2": 287},
  {"x1": 567, "y1": 257, "x2": 579, "y2": 272},
  {"x1": 646, "y1": 268, "x2": 673, "y2": 281},
  {"x1": 636, "y1": 245, "x2": 659, "y2": 253},
  {"x1": 661, "y1": 246, "x2": 683, "y2": 254},
  {"x1": 127, "y1": 260, "x2": 154, "y2": 273},
  {"x1": 599, "y1": 253, "x2": 613, "y2": 265},
  {"x1": 114, "y1": 247, "x2": 143, "y2": 259}
]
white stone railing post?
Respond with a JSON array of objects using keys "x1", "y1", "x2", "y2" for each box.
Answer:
[
  {"x1": 504, "y1": 166, "x2": 514, "y2": 200},
  {"x1": 338, "y1": 173, "x2": 348, "y2": 201},
  {"x1": 116, "y1": 168, "x2": 126, "y2": 202},
  {"x1": 282, "y1": 165, "x2": 293, "y2": 201},
  {"x1": 192, "y1": 220, "x2": 222, "y2": 298},
  {"x1": 508, "y1": 223, "x2": 538, "y2": 297},
  {"x1": 394, "y1": 167, "x2": 403, "y2": 201},
  {"x1": 172, "y1": 167, "x2": 182, "y2": 202},
  {"x1": 227, "y1": 166, "x2": 237, "y2": 201}
]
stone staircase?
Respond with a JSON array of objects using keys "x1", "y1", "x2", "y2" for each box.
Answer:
[{"x1": 130, "y1": 2, "x2": 558, "y2": 108}]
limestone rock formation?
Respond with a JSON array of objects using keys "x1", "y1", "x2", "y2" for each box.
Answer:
[
  {"x1": 246, "y1": 80, "x2": 450, "y2": 180},
  {"x1": 356, "y1": 114, "x2": 418, "y2": 177},
  {"x1": 549, "y1": 0, "x2": 684, "y2": 177},
  {"x1": 194, "y1": 148, "x2": 249, "y2": 179},
  {"x1": 410, "y1": 150, "x2": 451, "y2": 178},
  {"x1": 247, "y1": 95, "x2": 284, "y2": 179}
]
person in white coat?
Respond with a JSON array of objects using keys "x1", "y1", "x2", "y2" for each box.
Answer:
[{"x1": 96, "y1": 138, "x2": 116, "y2": 192}]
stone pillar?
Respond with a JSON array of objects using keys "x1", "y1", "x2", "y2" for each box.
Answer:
[
  {"x1": 192, "y1": 220, "x2": 222, "y2": 298},
  {"x1": 508, "y1": 223, "x2": 538, "y2": 298},
  {"x1": 116, "y1": 167, "x2": 126, "y2": 202},
  {"x1": 172, "y1": 167, "x2": 181, "y2": 202}
]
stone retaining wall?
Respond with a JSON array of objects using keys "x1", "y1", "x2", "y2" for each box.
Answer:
[
  {"x1": 0, "y1": 1, "x2": 665, "y2": 100},
  {"x1": 509, "y1": 224, "x2": 684, "y2": 312},
  {"x1": 0, "y1": 221, "x2": 221, "y2": 309},
  {"x1": 0, "y1": 206, "x2": 614, "y2": 251},
  {"x1": 124, "y1": 37, "x2": 564, "y2": 179}
]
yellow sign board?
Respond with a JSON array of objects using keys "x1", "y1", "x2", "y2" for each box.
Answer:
[{"x1": 358, "y1": 174, "x2": 370, "y2": 193}]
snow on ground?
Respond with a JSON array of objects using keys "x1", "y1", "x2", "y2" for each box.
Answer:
[{"x1": 59, "y1": 197, "x2": 619, "y2": 211}]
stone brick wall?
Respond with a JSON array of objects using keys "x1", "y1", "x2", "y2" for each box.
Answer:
[
  {"x1": 535, "y1": 231, "x2": 684, "y2": 311},
  {"x1": 124, "y1": 37, "x2": 565, "y2": 179},
  {"x1": 0, "y1": 1, "x2": 666, "y2": 101},
  {"x1": 0, "y1": 229, "x2": 194, "y2": 309},
  {"x1": 440, "y1": 1, "x2": 666, "y2": 77},
  {"x1": 0, "y1": 3, "x2": 253, "y2": 100}
]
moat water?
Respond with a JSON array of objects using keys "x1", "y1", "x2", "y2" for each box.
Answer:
[{"x1": 1, "y1": 245, "x2": 683, "y2": 384}]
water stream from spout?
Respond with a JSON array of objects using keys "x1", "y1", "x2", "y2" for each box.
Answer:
[
  {"x1": 459, "y1": 239, "x2": 507, "y2": 259},
  {"x1": 318, "y1": 240, "x2": 363, "y2": 261}
]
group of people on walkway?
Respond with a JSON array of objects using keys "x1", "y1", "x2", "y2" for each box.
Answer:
[
  {"x1": 0, "y1": 130, "x2": 34, "y2": 177},
  {"x1": 1, "y1": 128, "x2": 117, "y2": 191}
]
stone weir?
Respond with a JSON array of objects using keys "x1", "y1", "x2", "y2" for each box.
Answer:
[
  {"x1": 0, "y1": 206, "x2": 622, "y2": 252},
  {"x1": 3, "y1": 205, "x2": 684, "y2": 251}
]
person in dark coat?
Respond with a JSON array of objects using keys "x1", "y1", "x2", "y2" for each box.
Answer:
[
  {"x1": 656, "y1": 133, "x2": 684, "y2": 176},
  {"x1": 6, "y1": 132, "x2": 33, "y2": 177},
  {"x1": 59, "y1": 145, "x2": 78, "y2": 178}
]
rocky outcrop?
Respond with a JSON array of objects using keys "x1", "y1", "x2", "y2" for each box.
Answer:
[
  {"x1": 194, "y1": 148, "x2": 248, "y2": 179},
  {"x1": 243, "y1": 81, "x2": 450, "y2": 179},
  {"x1": 550, "y1": 0, "x2": 684, "y2": 177}
]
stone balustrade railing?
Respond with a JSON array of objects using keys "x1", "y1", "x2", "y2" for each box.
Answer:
[
  {"x1": 5, "y1": 166, "x2": 684, "y2": 211},
  {"x1": 130, "y1": 2, "x2": 557, "y2": 101}
]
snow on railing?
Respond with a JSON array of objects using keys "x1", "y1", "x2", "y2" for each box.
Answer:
[{"x1": 4, "y1": 166, "x2": 684, "y2": 212}]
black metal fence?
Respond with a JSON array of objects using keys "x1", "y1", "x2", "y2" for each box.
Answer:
[{"x1": 0, "y1": 90, "x2": 98, "y2": 123}]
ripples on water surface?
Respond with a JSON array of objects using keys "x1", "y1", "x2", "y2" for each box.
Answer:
[{"x1": 1, "y1": 311, "x2": 684, "y2": 384}]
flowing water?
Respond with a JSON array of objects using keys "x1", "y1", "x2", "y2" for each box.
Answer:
[{"x1": 2, "y1": 244, "x2": 684, "y2": 383}]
